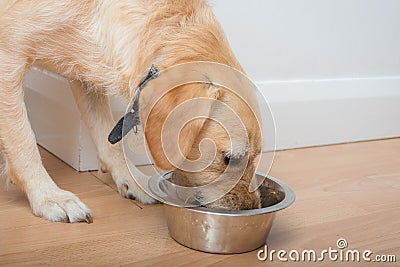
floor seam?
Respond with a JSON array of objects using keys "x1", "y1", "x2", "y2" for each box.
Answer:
[{"x1": 88, "y1": 171, "x2": 144, "y2": 210}]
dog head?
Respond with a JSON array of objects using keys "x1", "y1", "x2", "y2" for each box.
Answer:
[{"x1": 141, "y1": 78, "x2": 262, "y2": 210}]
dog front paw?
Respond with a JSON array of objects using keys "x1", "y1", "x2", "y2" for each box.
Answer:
[
  {"x1": 31, "y1": 189, "x2": 92, "y2": 223},
  {"x1": 114, "y1": 176, "x2": 158, "y2": 204}
]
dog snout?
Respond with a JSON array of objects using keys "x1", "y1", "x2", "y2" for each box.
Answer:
[{"x1": 205, "y1": 180, "x2": 261, "y2": 210}]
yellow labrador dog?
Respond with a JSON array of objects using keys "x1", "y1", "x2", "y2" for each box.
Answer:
[{"x1": 0, "y1": 0, "x2": 262, "y2": 223}]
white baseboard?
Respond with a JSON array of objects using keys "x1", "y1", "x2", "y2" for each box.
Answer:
[
  {"x1": 257, "y1": 77, "x2": 400, "y2": 150},
  {"x1": 24, "y1": 68, "x2": 99, "y2": 171}
]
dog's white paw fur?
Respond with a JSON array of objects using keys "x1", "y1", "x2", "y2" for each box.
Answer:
[
  {"x1": 114, "y1": 175, "x2": 158, "y2": 204},
  {"x1": 30, "y1": 188, "x2": 92, "y2": 223},
  {"x1": 99, "y1": 150, "x2": 158, "y2": 204}
]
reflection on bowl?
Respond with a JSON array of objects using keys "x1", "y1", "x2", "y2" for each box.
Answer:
[{"x1": 164, "y1": 173, "x2": 295, "y2": 254}]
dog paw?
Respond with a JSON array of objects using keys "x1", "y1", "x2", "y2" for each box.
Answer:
[
  {"x1": 115, "y1": 176, "x2": 158, "y2": 204},
  {"x1": 31, "y1": 189, "x2": 92, "y2": 223}
]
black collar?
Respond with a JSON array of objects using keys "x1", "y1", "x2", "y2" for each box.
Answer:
[{"x1": 108, "y1": 65, "x2": 160, "y2": 144}]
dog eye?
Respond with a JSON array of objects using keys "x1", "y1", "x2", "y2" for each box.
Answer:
[
  {"x1": 223, "y1": 154, "x2": 231, "y2": 165},
  {"x1": 223, "y1": 152, "x2": 242, "y2": 165}
]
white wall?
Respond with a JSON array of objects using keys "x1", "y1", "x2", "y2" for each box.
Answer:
[
  {"x1": 213, "y1": 0, "x2": 400, "y2": 149},
  {"x1": 213, "y1": 0, "x2": 400, "y2": 80}
]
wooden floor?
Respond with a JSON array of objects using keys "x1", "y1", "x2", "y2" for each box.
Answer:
[{"x1": 1, "y1": 139, "x2": 399, "y2": 266}]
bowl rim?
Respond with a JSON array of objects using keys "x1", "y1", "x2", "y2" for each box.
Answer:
[{"x1": 164, "y1": 172, "x2": 295, "y2": 217}]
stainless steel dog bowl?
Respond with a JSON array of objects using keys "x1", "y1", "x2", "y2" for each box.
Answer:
[{"x1": 164, "y1": 173, "x2": 295, "y2": 254}]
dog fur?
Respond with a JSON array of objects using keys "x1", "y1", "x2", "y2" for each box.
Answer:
[{"x1": 0, "y1": 0, "x2": 262, "y2": 223}]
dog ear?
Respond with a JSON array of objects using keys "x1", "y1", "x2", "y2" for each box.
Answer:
[{"x1": 143, "y1": 84, "x2": 221, "y2": 170}]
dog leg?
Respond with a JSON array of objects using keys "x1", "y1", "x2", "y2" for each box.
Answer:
[
  {"x1": 69, "y1": 81, "x2": 156, "y2": 204},
  {"x1": 0, "y1": 60, "x2": 92, "y2": 223}
]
